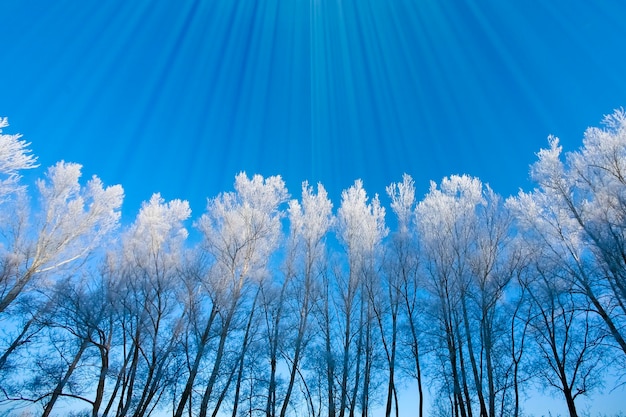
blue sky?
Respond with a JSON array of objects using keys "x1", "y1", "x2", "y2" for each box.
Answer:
[
  {"x1": 2, "y1": 1, "x2": 626, "y2": 414},
  {"x1": 2, "y1": 1, "x2": 626, "y2": 218}
]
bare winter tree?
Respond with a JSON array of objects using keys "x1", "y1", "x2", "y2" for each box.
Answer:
[
  {"x1": 381, "y1": 174, "x2": 419, "y2": 417},
  {"x1": 0, "y1": 161, "x2": 124, "y2": 315},
  {"x1": 416, "y1": 175, "x2": 519, "y2": 417},
  {"x1": 520, "y1": 257, "x2": 606, "y2": 417},
  {"x1": 174, "y1": 173, "x2": 287, "y2": 417},
  {"x1": 261, "y1": 181, "x2": 333, "y2": 417},
  {"x1": 334, "y1": 180, "x2": 387, "y2": 417},
  {"x1": 509, "y1": 110, "x2": 626, "y2": 367},
  {"x1": 0, "y1": 117, "x2": 38, "y2": 201},
  {"x1": 106, "y1": 194, "x2": 190, "y2": 417}
]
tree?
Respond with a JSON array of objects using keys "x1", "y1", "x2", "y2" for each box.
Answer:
[
  {"x1": 521, "y1": 259, "x2": 606, "y2": 417},
  {"x1": 416, "y1": 175, "x2": 482, "y2": 417},
  {"x1": 174, "y1": 173, "x2": 287, "y2": 417},
  {"x1": 0, "y1": 117, "x2": 38, "y2": 201},
  {"x1": 261, "y1": 181, "x2": 333, "y2": 417},
  {"x1": 508, "y1": 109, "x2": 626, "y2": 366},
  {"x1": 382, "y1": 174, "x2": 419, "y2": 417},
  {"x1": 0, "y1": 161, "x2": 123, "y2": 315},
  {"x1": 416, "y1": 175, "x2": 518, "y2": 417},
  {"x1": 0, "y1": 162, "x2": 123, "y2": 412},
  {"x1": 335, "y1": 180, "x2": 387, "y2": 417},
  {"x1": 107, "y1": 194, "x2": 190, "y2": 417}
]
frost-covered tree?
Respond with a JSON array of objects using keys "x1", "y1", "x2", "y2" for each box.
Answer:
[
  {"x1": 0, "y1": 117, "x2": 38, "y2": 201},
  {"x1": 258, "y1": 181, "x2": 333, "y2": 417},
  {"x1": 384, "y1": 174, "x2": 421, "y2": 417},
  {"x1": 174, "y1": 173, "x2": 287, "y2": 417},
  {"x1": 106, "y1": 194, "x2": 190, "y2": 417},
  {"x1": 0, "y1": 162, "x2": 123, "y2": 315},
  {"x1": 416, "y1": 175, "x2": 518, "y2": 417},
  {"x1": 334, "y1": 179, "x2": 387, "y2": 417},
  {"x1": 508, "y1": 109, "x2": 626, "y2": 364},
  {"x1": 416, "y1": 175, "x2": 483, "y2": 417}
]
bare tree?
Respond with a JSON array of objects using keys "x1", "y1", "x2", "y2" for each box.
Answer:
[
  {"x1": 381, "y1": 174, "x2": 418, "y2": 417},
  {"x1": 186, "y1": 173, "x2": 287, "y2": 417},
  {"x1": 335, "y1": 180, "x2": 387, "y2": 417},
  {"x1": 521, "y1": 261, "x2": 606, "y2": 417},
  {"x1": 263, "y1": 181, "x2": 333, "y2": 417},
  {"x1": 0, "y1": 161, "x2": 123, "y2": 315},
  {"x1": 510, "y1": 110, "x2": 626, "y2": 363},
  {"x1": 106, "y1": 194, "x2": 190, "y2": 417},
  {"x1": 0, "y1": 117, "x2": 38, "y2": 201}
]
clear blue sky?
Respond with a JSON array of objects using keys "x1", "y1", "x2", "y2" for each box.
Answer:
[
  {"x1": 2, "y1": 1, "x2": 626, "y2": 414},
  {"x1": 1, "y1": 1, "x2": 626, "y2": 218}
]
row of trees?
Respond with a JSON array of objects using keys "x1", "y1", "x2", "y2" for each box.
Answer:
[{"x1": 1, "y1": 110, "x2": 625, "y2": 417}]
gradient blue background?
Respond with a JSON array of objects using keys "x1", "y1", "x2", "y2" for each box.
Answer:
[
  {"x1": 2, "y1": 0, "x2": 626, "y2": 218},
  {"x1": 2, "y1": 1, "x2": 626, "y2": 414}
]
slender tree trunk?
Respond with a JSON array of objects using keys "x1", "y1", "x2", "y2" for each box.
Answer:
[
  {"x1": 339, "y1": 304, "x2": 352, "y2": 417},
  {"x1": 483, "y1": 315, "x2": 495, "y2": 417},
  {"x1": 0, "y1": 313, "x2": 40, "y2": 370},
  {"x1": 174, "y1": 305, "x2": 218, "y2": 417},
  {"x1": 93, "y1": 336, "x2": 111, "y2": 417},
  {"x1": 446, "y1": 315, "x2": 467, "y2": 417},
  {"x1": 461, "y1": 298, "x2": 487, "y2": 417},
  {"x1": 41, "y1": 339, "x2": 89, "y2": 417},
  {"x1": 265, "y1": 283, "x2": 286, "y2": 417},
  {"x1": 198, "y1": 309, "x2": 235, "y2": 417},
  {"x1": 456, "y1": 323, "x2": 473, "y2": 417},
  {"x1": 406, "y1": 307, "x2": 424, "y2": 417},
  {"x1": 102, "y1": 344, "x2": 134, "y2": 417},
  {"x1": 384, "y1": 311, "x2": 397, "y2": 417},
  {"x1": 118, "y1": 325, "x2": 141, "y2": 417},
  {"x1": 325, "y1": 282, "x2": 336, "y2": 417},
  {"x1": 231, "y1": 291, "x2": 259, "y2": 417},
  {"x1": 279, "y1": 322, "x2": 306, "y2": 417},
  {"x1": 349, "y1": 297, "x2": 364, "y2": 417},
  {"x1": 361, "y1": 313, "x2": 372, "y2": 417},
  {"x1": 231, "y1": 348, "x2": 246, "y2": 417},
  {"x1": 0, "y1": 269, "x2": 35, "y2": 314}
]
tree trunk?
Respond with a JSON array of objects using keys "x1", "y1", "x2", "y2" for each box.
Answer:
[
  {"x1": 563, "y1": 386, "x2": 579, "y2": 417},
  {"x1": 0, "y1": 312, "x2": 40, "y2": 370},
  {"x1": 92, "y1": 333, "x2": 111, "y2": 417},
  {"x1": 118, "y1": 325, "x2": 141, "y2": 417},
  {"x1": 174, "y1": 305, "x2": 218, "y2": 417},
  {"x1": 198, "y1": 308, "x2": 235, "y2": 417},
  {"x1": 0, "y1": 269, "x2": 35, "y2": 314},
  {"x1": 461, "y1": 298, "x2": 487, "y2": 417},
  {"x1": 325, "y1": 283, "x2": 336, "y2": 417},
  {"x1": 102, "y1": 343, "x2": 134, "y2": 417},
  {"x1": 41, "y1": 339, "x2": 89, "y2": 417}
]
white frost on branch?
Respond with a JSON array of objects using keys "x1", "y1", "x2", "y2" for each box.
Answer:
[{"x1": 0, "y1": 117, "x2": 38, "y2": 201}]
